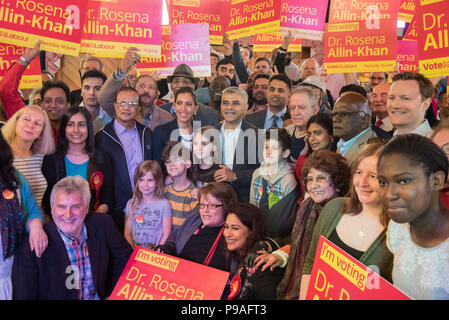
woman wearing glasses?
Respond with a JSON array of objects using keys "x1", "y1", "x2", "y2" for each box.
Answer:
[
  {"x1": 41, "y1": 106, "x2": 114, "y2": 217},
  {"x1": 299, "y1": 140, "x2": 394, "y2": 299},
  {"x1": 157, "y1": 182, "x2": 238, "y2": 271},
  {"x1": 153, "y1": 87, "x2": 199, "y2": 164},
  {"x1": 254, "y1": 150, "x2": 350, "y2": 300}
]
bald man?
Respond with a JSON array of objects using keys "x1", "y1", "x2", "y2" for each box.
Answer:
[
  {"x1": 370, "y1": 82, "x2": 393, "y2": 132},
  {"x1": 333, "y1": 92, "x2": 382, "y2": 164}
]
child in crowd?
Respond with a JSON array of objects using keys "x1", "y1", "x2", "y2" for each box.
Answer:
[
  {"x1": 124, "y1": 160, "x2": 172, "y2": 250},
  {"x1": 250, "y1": 128, "x2": 299, "y2": 238},
  {"x1": 162, "y1": 141, "x2": 198, "y2": 232},
  {"x1": 191, "y1": 126, "x2": 221, "y2": 188}
]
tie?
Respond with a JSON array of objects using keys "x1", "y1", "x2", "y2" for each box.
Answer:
[
  {"x1": 375, "y1": 119, "x2": 383, "y2": 127},
  {"x1": 271, "y1": 115, "x2": 279, "y2": 128}
]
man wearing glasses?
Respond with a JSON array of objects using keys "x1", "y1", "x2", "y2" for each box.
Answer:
[
  {"x1": 95, "y1": 87, "x2": 153, "y2": 233},
  {"x1": 333, "y1": 92, "x2": 381, "y2": 165},
  {"x1": 368, "y1": 72, "x2": 388, "y2": 91}
]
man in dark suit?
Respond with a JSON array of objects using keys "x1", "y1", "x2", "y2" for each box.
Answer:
[
  {"x1": 214, "y1": 86, "x2": 261, "y2": 203},
  {"x1": 159, "y1": 64, "x2": 219, "y2": 127},
  {"x1": 12, "y1": 176, "x2": 132, "y2": 300},
  {"x1": 245, "y1": 74, "x2": 291, "y2": 130}
]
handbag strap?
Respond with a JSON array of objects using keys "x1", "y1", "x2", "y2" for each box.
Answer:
[{"x1": 203, "y1": 226, "x2": 224, "y2": 266}]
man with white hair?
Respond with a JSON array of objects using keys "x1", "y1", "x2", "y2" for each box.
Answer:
[
  {"x1": 299, "y1": 58, "x2": 320, "y2": 82},
  {"x1": 12, "y1": 176, "x2": 132, "y2": 300}
]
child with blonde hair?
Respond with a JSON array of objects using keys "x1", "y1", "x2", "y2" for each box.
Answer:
[{"x1": 124, "y1": 160, "x2": 172, "y2": 249}]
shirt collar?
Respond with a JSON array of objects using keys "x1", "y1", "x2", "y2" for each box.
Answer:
[
  {"x1": 266, "y1": 107, "x2": 287, "y2": 119},
  {"x1": 57, "y1": 224, "x2": 88, "y2": 246},
  {"x1": 221, "y1": 120, "x2": 243, "y2": 135},
  {"x1": 337, "y1": 127, "x2": 370, "y2": 149},
  {"x1": 114, "y1": 118, "x2": 136, "y2": 135},
  {"x1": 393, "y1": 119, "x2": 432, "y2": 136}
]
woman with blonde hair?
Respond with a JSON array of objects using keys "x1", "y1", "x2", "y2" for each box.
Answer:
[{"x1": 1, "y1": 105, "x2": 55, "y2": 208}]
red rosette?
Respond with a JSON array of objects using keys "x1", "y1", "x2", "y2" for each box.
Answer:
[
  {"x1": 90, "y1": 171, "x2": 104, "y2": 211},
  {"x1": 227, "y1": 274, "x2": 241, "y2": 300}
]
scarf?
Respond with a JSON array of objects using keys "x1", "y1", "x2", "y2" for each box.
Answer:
[{"x1": 0, "y1": 181, "x2": 23, "y2": 260}]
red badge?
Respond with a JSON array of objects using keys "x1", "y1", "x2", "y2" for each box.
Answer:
[
  {"x1": 2, "y1": 189, "x2": 14, "y2": 200},
  {"x1": 227, "y1": 274, "x2": 241, "y2": 300},
  {"x1": 90, "y1": 171, "x2": 104, "y2": 211}
]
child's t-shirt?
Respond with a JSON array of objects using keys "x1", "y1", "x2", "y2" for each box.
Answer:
[
  {"x1": 164, "y1": 182, "x2": 198, "y2": 232},
  {"x1": 124, "y1": 199, "x2": 172, "y2": 249}
]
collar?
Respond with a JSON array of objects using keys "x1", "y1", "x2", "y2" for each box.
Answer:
[
  {"x1": 57, "y1": 224, "x2": 88, "y2": 246},
  {"x1": 337, "y1": 127, "x2": 370, "y2": 149},
  {"x1": 114, "y1": 118, "x2": 137, "y2": 135},
  {"x1": 221, "y1": 120, "x2": 243, "y2": 135},
  {"x1": 393, "y1": 119, "x2": 432, "y2": 136},
  {"x1": 266, "y1": 107, "x2": 287, "y2": 119}
]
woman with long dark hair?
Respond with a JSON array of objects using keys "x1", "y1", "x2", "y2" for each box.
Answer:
[{"x1": 42, "y1": 106, "x2": 114, "y2": 216}]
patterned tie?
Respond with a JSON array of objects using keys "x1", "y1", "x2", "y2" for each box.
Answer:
[
  {"x1": 271, "y1": 114, "x2": 279, "y2": 128},
  {"x1": 376, "y1": 119, "x2": 383, "y2": 127}
]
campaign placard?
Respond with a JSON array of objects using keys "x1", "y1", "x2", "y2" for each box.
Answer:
[
  {"x1": 0, "y1": 42, "x2": 41, "y2": 88},
  {"x1": 328, "y1": 0, "x2": 400, "y2": 24},
  {"x1": 279, "y1": 0, "x2": 328, "y2": 41},
  {"x1": 398, "y1": 0, "x2": 416, "y2": 23},
  {"x1": 136, "y1": 24, "x2": 211, "y2": 79},
  {"x1": 306, "y1": 236, "x2": 411, "y2": 300},
  {"x1": 80, "y1": 0, "x2": 162, "y2": 58},
  {"x1": 0, "y1": 0, "x2": 87, "y2": 56},
  {"x1": 417, "y1": 0, "x2": 449, "y2": 77},
  {"x1": 110, "y1": 246, "x2": 229, "y2": 300},
  {"x1": 167, "y1": 0, "x2": 228, "y2": 45},
  {"x1": 253, "y1": 34, "x2": 301, "y2": 52},
  {"x1": 397, "y1": 40, "x2": 418, "y2": 73},
  {"x1": 403, "y1": 14, "x2": 418, "y2": 41},
  {"x1": 226, "y1": 0, "x2": 282, "y2": 40},
  {"x1": 324, "y1": 19, "x2": 398, "y2": 73}
]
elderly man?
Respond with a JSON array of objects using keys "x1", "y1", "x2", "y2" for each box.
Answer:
[
  {"x1": 368, "y1": 72, "x2": 388, "y2": 91},
  {"x1": 245, "y1": 74, "x2": 292, "y2": 129},
  {"x1": 214, "y1": 86, "x2": 261, "y2": 203},
  {"x1": 370, "y1": 83, "x2": 393, "y2": 133},
  {"x1": 12, "y1": 176, "x2": 132, "y2": 300},
  {"x1": 333, "y1": 92, "x2": 382, "y2": 164},
  {"x1": 98, "y1": 48, "x2": 173, "y2": 132},
  {"x1": 388, "y1": 72, "x2": 434, "y2": 137}
]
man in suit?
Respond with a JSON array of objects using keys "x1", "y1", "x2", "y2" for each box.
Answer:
[
  {"x1": 245, "y1": 73, "x2": 291, "y2": 130},
  {"x1": 159, "y1": 64, "x2": 219, "y2": 127},
  {"x1": 333, "y1": 92, "x2": 381, "y2": 165},
  {"x1": 12, "y1": 176, "x2": 132, "y2": 300},
  {"x1": 370, "y1": 83, "x2": 394, "y2": 133},
  {"x1": 71, "y1": 56, "x2": 104, "y2": 106},
  {"x1": 98, "y1": 48, "x2": 173, "y2": 132},
  {"x1": 214, "y1": 86, "x2": 261, "y2": 203}
]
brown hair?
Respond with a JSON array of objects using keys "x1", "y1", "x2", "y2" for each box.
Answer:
[
  {"x1": 341, "y1": 141, "x2": 389, "y2": 227},
  {"x1": 392, "y1": 72, "x2": 434, "y2": 101},
  {"x1": 198, "y1": 182, "x2": 238, "y2": 216}
]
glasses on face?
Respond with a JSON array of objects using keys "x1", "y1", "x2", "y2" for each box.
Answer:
[
  {"x1": 115, "y1": 101, "x2": 139, "y2": 108},
  {"x1": 331, "y1": 111, "x2": 364, "y2": 119},
  {"x1": 164, "y1": 158, "x2": 183, "y2": 166},
  {"x1": 302, "y1": 174, "x2": 331, "y2": 186},
  {"x1": 369, "y1": 76, "x2": 385, "y2": 82},
  {"x1": 199, "y1": 202, "x2": 224, "y2": 210},
  {"x1": 43, "y1": 97, "x2": 66, "y2": 105}
]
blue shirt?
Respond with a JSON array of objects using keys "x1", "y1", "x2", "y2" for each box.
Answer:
[
  {"x1": 337, "y1": 127, "x2": 370, "y2": 156},
  {"x1": 264, "y1": 108, "x2": 287, "y2": 130},
  {"x1": 64, "y1": 156, "x2": 89, "y2": 180}
]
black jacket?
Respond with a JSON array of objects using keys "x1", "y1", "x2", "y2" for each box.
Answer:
[
  {"x1": 12, "y1": 213, "x2": 133, "y2": 300},
  {"x1": 95, "y1": 119, "x2": 153, "y2": 211}
]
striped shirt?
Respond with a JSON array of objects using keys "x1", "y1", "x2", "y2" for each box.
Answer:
[
  {"x1": 13, "y1": 154, "x2": 46, "y2": 208},
  {"x1": 164, "y1": 182, "x2": 198, "y2": 232}
]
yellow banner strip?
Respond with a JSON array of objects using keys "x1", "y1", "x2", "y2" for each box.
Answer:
[
  {"x1": 80, "y1": 40, "x2": 161, "y2": 58},
  {"x1": 227, "y1": 20, "x2": 280, "y2": 40},
  {"x1": 324, "y1": 60, "x2": 396, "y2": 73}
]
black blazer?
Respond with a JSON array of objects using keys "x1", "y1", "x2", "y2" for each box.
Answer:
[
  {"x1": 215, "y1": 120, "x2": 262, "y2": 203},
  {"x1": 12, "y1": 213, "x2": 133, "y2": 300},
  {"x1": 245, "y1": 109, "x2": 267, "y2": 130},
  {"x1": 41, "y1": 149, "x2": 114, "y2": 216},
  {"x1": 158, "y1": 102, "x2": 219, "y2": 127},
  {"x1": 152, "y1": 118, "x2": 180, "y2": 165}
]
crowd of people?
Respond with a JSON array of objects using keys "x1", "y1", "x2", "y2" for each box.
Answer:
[{"x1": 0, "y1": 29, "x2": 448, "y2": 301}]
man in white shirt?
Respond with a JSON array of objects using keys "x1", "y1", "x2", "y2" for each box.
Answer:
[{"x1": 388, "y1": 72, "x2": 434, "y2": 137}]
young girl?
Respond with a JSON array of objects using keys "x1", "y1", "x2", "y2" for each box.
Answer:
[
  {"x1": 124, "y1": 160, "x2": 172, "y2": 250},
  {"x1": 162, "y1": 141, "x2": 198, "y2": 232},
  {"x1": 192, "y1": 126, "x2": 220, "y2": 188}
]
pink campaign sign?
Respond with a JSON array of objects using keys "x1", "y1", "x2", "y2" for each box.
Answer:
[{"x1": 279, "y1": 0, "x2": 328, "y2": 40}]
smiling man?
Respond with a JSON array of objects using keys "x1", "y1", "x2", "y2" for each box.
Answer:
[
  {"x1": 387, "y1": 72, "x2": 434, "y2": 137},
  {"x1": 12, "y1": 176, "x2": 132, "y2": 300}
]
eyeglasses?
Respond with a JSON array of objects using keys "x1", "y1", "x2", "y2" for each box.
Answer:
[
  {"x1": 43, "y1": 97, "x2": 66, "y2": 105},
  {"x1": 331, "y1": 111, "x2": 364, "y2": 119},
  {"x1": 369, "y1": 76, "x2": 385, "y2": 82},
  {"x1": 302, "y1": 174, "x2": 331, "y2": 186},
  {"x1": 199, "y1": 203, "x2": 224, "y2": 210},
  {"x1": 164, "y1": 158, "x2": 183, "y2": 166},
  {"x1": 115, "y1": 101, "x2": 139, "y2": 108}
]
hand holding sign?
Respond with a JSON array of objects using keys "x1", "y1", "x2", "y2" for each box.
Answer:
[
  {"x1": 222, "y1": 33, "x2": 234, "y2": 56},
  {"x1": 19, "y1": 41, "x2": 41, "y2": 66},
  {"x1": 122, "y1": 47, "x2": 141, "y2": 74},
  {"x1": 281, "y1": 31, "x2": 293, "y2": 51}
]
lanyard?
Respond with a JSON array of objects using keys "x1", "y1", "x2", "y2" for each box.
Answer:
[{"x1": 203, "y1": 226, "x2": 224, "y2": 266}]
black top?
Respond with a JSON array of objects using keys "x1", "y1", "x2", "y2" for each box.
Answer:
[
  {"x1": 195, "y1": 163, "x2": 220, "y2": 187},
  {"x1": 179, "y1": 225, "x2": 227, "y2": 271},
  {"x1": 328, "y1": 229, "x2": 365, "y2": 261},
  {"x1": 290, "y1": 128, "x2": 306, "y2": 160}
]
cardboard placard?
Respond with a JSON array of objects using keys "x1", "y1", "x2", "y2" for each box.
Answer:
[
  {"x1": 397, "y1": 40, "x2": 418, "y2": 73},
  {"x1": 398, "y1": 0, "x2": 416, "y2": 23},
  {"x1": 253, "y1": 33, "x2": 301, "y2": 52}
]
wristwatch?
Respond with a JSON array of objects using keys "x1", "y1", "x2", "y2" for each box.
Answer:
[{"x1": 19, "y1": 56, "x2": 30, "y2": 66}]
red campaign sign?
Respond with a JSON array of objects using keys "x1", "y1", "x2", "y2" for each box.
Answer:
[
  {"x1": 417, "y1": 0, "x2": 449, "y2": 77},
  {"x1": 110, "y1": 246, "x2": 229, "y2": 300},
  {"x1": 306, "y1": 236, "x2": 411, "y2": 300},
  {"x1": 324, "y1": 19, "x2": 398, "y2": 73},
  {"x1": 398, "y1": 0, "x2": 416, "y2": 23},
  {"x1": 279, "y1": 0, "x2": 328, "y2": 41},
  {"x1": 397, "y1": 40, "x2": 418, "y2": 73},
  {"x1": 137, "y1": 24, "x2": 211, "y2": 78},
  {"x1": 0, "y1": 0, "x2": 88, "y2": 56},
  {"x1": 226, "y1": 0, "x2": 282, "y2": 40},
  {"x1": 403, "y1": 14, "x2": 417, "y2": 41},
  {"x1": 0, "y1": 42, "x2": 41, "y2": 89},
  {"x1": 80, "y1": 0, "x2": 162, "y2": 58},
  {"x1": 328, "y1": 0, "x2": 400, "y2": 24},
  {"x1": 167, "y1": 0, "x2": 229, "y2": 45},
  {"x1": 253, "y1": 34, "x2": 302, "y2": 52}
]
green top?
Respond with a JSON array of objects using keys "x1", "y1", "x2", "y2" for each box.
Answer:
[{"x1": 302, "y1": 197, "x2": 393, "y2": 282}]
